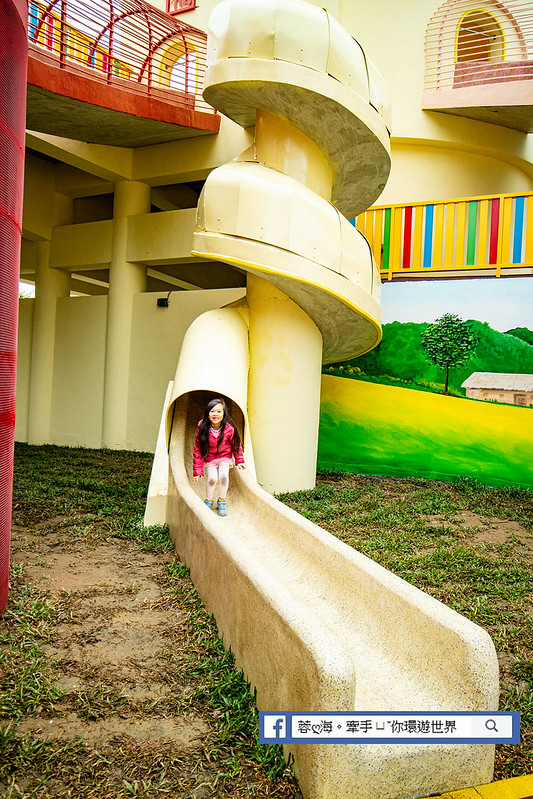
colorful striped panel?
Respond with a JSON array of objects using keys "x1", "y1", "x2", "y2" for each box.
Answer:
[
  {"x1": 489, "y1": 198, "x2": 500, "y2": 264},
  {"x1": 376, "y1": 193, "x2": 532, "y2": 276},
  {"x1": 500, "y1": 197, "x2": 513, "y2": 268},
  {"x1": 455, "y1": 202, "x2": 466, "y2": 267},
  {"x1": 373, "y1": 209, "x2": 383, "y2": 268},
  {"x1": 412, "y1": 206, "x2": 423, "y2": 268},
  {"x1": 423, "y1": 205, "x2": 434, "y2": 268},
  {"x1": 391, "y1": 208, "x2": 403, "y2": 272},
  {"x1": 45, "y1": 15, "x2": 55, "y2": 51},
  {"x1": 444, "y1": 203, "x2": 455, "y2": 266},
  {"x1": 382, "y1": 207, "x2": 391, "y2": 270},
  {"x1": 477, "y1": 200, "x2": 489, "y2": 266},
  {"x1": 512, "y1": 195, "x2": 525, "y2": 264},
  {"x1": 466, "y1": 200, "x2": 477, "y2": 265},
  {"x1": 526, "y1": 198, "x2": 533, "y2": 264},
  {"x1": 402, "y1": 206, "x2": 413, "y2": 269},
  {"x1": 434, "y1": 204, "x2": 444, "y2": 268}
]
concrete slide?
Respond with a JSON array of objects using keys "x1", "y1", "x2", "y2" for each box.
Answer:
[{"x1": 145, "y1": 306, "x2": 498, "y2": 799}]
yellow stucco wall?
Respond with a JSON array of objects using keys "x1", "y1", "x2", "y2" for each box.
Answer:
[
  {"x1": 381, "y1": 142, "x2": 533, "y2": 205},
  {"x1": 126, "y1": 209, "x2": 196, "y2": 264},
  {"x1": 16, "y1": 289, "x2": 247, "y2": 452},
  {"x1": 50, "y1": 296, "x2": 108, "y2": 449},
  {"x1": 131, "y1": 116, "x2": 253, "y2": 186},
  {"x1": 22, "y1": 153, "x2": 56, "y2": 241},
  {"x1": 127, "y1": 288, "x2": 245, "y2": 452},
  {"x1": 50, "y1": 221, "x2": 113, "y2": 270},
  {"x1": 15, "y1": 299, "x2": 35, "y2": 443}
]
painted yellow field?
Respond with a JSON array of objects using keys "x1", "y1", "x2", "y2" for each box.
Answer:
[{"x1": 318, "y1": 376, "x2": 533, "y2": 488}]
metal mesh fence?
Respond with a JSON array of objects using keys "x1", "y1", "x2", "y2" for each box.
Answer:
[{"x1": 0, "y1": 0, "x2": 27, "y2": 614}]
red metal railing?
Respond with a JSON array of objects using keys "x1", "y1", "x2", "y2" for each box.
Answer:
[{"x1": 28, "y1": 0, "x2": 216, "y2": 114}]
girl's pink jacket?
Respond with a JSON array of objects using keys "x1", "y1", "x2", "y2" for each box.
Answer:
[{"x1": 193, "y1": 422, "x2": 244, "y2": 476}]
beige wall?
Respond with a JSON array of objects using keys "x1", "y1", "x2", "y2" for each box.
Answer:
[
  {"x1": 22, "y1": 153, "x2": 56, "y2": 241},
  {"x1": 466, "y1": 388, "x2": 533, "y2": 407},
  {"x1": 15, "y1": 299, "x2": 35, "y2": 442},
  {"x1": 127, "y1": 288, "x2": 245, "y2": 452},
  {"x1": 50, "y1": 220, "x2": 113, "y2": 270},
  {"x1": 50, "y1": 296, "x2": 108, "y2": 449},
  {"x1": 16, "y1": 289, "x2": 246, "y2": 452},
  {"x1": 380, "y1": 142, "x2": 533, "y2": 205}
]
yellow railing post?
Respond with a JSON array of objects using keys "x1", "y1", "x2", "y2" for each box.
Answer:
[
  {"x1": 455, "y1": 201, "x2": 466, "y2": 267},
  {"x1": 498, "y1": 195, "x2": 513, "y2": 278},
  {"x1": 477, "y1": 199, "x2": 489, "y2": 266},
  {"x1": 373, "y1": 209, "x2": 383, "y2": 268},
  {"x1": 390, "y1": 206, "x2": 403, "y2": 280}
]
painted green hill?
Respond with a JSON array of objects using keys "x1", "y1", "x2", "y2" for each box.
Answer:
[
  {"x1": 326, "y1": 320, "x2": 533, "y2": 394},
  {"x1": 505, "y1": 327, "x2": 533, "y2": 347}
]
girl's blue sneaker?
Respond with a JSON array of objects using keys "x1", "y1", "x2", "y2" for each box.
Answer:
[
  {"x1": 204, "y1": 499, "x2": 214, "y2": 509},
  {"x1": 217, "y1": 499, "x2": 228, "y2": 517}
]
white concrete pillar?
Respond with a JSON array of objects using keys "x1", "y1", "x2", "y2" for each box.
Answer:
[
  {"x1": 247, "y1": 274, "x2": 323, "y2": 493},
  {"x1": 102, "y1": 180, "x2": 150, "y2": 449},
  {"x1": 27, "y1": 241, "x2": 71, "y2": 444}
]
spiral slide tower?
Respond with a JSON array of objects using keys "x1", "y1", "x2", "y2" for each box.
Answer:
[{"x1": 148, "y1": 2, "x2": 500, "y2": 797}]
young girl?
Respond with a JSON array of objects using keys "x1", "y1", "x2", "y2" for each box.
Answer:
[{"x1": 193, "y1": 398, "x2": 245, "y2": 516}]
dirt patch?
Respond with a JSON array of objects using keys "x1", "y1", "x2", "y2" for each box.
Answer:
[
  {"x1": 8, "y1": 529, "x2": 206, "y2": 751},
  {"x1": 419, "y1": 512, "x2": 533, "y2": 556},
  {"x1": 18, "y1": 714, "x2": 207, "y2": 746},
  {"x1": 453, "y1": 511, "x2": 533, "y2": 548},
  {"x1": 9, "y1": 533, "x2": 169, "y2": 593}
]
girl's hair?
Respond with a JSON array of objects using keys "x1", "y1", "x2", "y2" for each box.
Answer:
[{"x1": 198, "y1": 397, "x2": 242, "y2": 458}]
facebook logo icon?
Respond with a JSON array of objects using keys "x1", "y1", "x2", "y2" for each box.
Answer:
[{"x1": 261, "y1": 714, "x2": 288, "y2": 742}]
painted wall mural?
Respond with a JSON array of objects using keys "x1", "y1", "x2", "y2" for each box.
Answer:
[{"x1": 319, "y1": 277, "x2": 533, "y2": 489}]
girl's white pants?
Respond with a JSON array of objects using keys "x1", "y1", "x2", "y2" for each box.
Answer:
[{"x1": 205, "y1": 462, "x2": 231, "y2": 500}]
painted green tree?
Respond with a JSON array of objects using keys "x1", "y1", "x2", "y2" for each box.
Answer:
[{"x1": 420, "y1": 313, "x2": 477, "y2": 394}]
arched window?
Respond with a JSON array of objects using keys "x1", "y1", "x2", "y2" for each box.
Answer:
[
  {"x1": 158, "y1": 40, "x2": 200, "y2": 95},
  {"x1": 456, "y1": 10, "x2": 504, "y2": 63},
  {"x1": 424, "y1": 0, "x2": 529, "y2": 92}
]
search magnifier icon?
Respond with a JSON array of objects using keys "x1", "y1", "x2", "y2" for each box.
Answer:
[{"x1": 485, "y1": 719, "x2": 499, "y2": 732}]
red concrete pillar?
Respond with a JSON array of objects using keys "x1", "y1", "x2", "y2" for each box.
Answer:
[{"x1": 0, "y1": 0, "x2": 27, "y2": 614}]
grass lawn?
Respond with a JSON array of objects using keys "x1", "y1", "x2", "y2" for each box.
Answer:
[{"x1": 1, "y1": 444, "x2": 532, "y2": 797}]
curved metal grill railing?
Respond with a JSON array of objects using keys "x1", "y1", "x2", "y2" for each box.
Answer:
[
  {"x1": 28, "y1": 0, "x2": 216, "y2": 114},
  {"x1": 424, "y1": 0, "x2": 533, "y2": 92}
]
